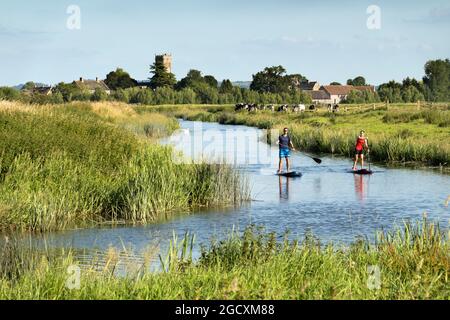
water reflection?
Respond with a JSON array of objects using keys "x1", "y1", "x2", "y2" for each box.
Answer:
[
  {"x1": 313, "y1": 177, "x2": 322, "y2": 195},
  {"x1": 353, "y1": 174, "x2": 370, "y2": 202},
  {"x1": 279, "y1": 176, "x2": 290, "y2": 201}
]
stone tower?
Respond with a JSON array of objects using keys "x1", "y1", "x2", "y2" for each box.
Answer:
[{"x1": 155, "y1": 54, "x2": 172, "y2": 73}]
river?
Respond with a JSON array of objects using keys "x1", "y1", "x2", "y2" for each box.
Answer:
[{"x1": 25, "y1": 120, "x2": 450, "y2": 267}]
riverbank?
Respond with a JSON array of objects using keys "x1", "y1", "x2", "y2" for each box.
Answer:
[
  {"x1": 0, "y1": 101, "x2": 248, "y2": 232},
  {"x1": 0, "y1": 219, "x2": 448, "y2": 299},
  {"x1": 145, "y1": 103, "x2": 450, "y2": 168}
]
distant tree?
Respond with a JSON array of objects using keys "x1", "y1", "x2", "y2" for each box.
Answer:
[
  {"x1": 154, "y1": 87, "x2": 176, "y2": 104},
  {"x1": 250, "y1": 65, "x2": 290, "y2": 93},
  {"x1": 219, "y1": 79, "x2": 234, "y2": 94},
  {"x1": 204, "y1": 75, "x2": 218, "y2": 88},
  {"x1": 178, "y1": 88, "x2": 197, "y2": 104},
  {"x1": 423, "y1": 59, "x2": 450, "y2": 102},
  {"x1": 149, "y1": 59, "x2": 176, "y2": 89},
  {"x1": 287, "y1": 74, "x2": 308, "y2": 89},
  {"x1": 330, "y1": 82, "x2": 341, "y2": 85},
  {"x1": 0, "y1": 87, "x2": 21, "y2": 101},
  {"x1": 22, "y1": 82, "x2": 36, "y2": 90},
  {"x1": 175, "y1": 69, "x2": 204, "y2": 90},
  {"x1": 347, "y1": 76, "x2": 366, "y2": 86},
  {"x1": 195, "y1": 82, "x2": 219, "y2": 103},
  {"x1": 112, "y1": 88, "x2": 130, "y2": 103},
  {"x1": 104, "y1": 68, "x2": 137, "y2": 90},
  {"x1": 53, "y1": 82, "x2": 80, "y2": 102},
  {"x1": 91, "y1": 88, "x2": 108, "y2": 102},
  {"x1": 377, "y1": 81, "x2": 403, "y2": 102},
  {"x1": 402, "y1": 85, "x2": 425, "y2": 102},
  {"x1": 50, "y1": 91, "x2": 64, "y2": 104}
]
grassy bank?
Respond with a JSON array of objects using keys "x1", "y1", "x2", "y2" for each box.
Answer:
[
  {"x1": 0, "y1": 101, "x2": 248, "y2": 231},
  {"x1": 0, "y1": 219, "x2": 448, "y2": 299},
  {"x1": 146, "y1": 103, "x2": 450, "y2": 167}
]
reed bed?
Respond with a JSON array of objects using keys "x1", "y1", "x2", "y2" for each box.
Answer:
[
  {"x1": 0, "y1": 219, "x2": 447, "y2": 299},
  {"x1": 0, "y1": 101, "x2": 248, "y2": 231}
]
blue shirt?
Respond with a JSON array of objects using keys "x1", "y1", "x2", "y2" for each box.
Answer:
[{"x1": 279, "y1": 135, "x2": 291, "y2": 149}]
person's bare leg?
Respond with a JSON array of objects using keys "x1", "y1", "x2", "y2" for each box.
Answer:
[
  {"x1": 286, "y1": 157, "x2": 290, "y2": 172},
  {"x1": 352, "y1": 155, "x2": 358, "y2": 170},
  {"x1": 278, "y1": 158, "x2": 283, "y2": 173},
  {"x1": 360, "y1": 155, "x2": 364, "y2": 169}
]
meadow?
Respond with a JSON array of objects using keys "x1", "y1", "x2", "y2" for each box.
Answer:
[
  {"x1": 0, "y1": 101, "x2": 248, "y2": 232},
  {"x1": 145, "y1": 102, "x2": 450, "y2": 168},
  {"x1": 0, "y1": 219, "x2": 448, "y2": 299}
]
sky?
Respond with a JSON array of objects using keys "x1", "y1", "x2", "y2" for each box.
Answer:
[{"x1": 0, "y1": 0, "x2": 449, "y2": 86}]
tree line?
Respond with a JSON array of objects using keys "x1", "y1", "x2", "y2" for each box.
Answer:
[{"x1": 0, "y1": 59, "x2": 448, "y2": 105}]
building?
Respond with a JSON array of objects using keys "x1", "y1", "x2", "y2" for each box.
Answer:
[
  {"x1": 28, "y1": 86, "x2": 53, "y2": 95},
  {"x1": 320, "y1": 85, "x2": 375, "y2": 104},
  {"x1": 155, "y1": 53, "x2": 172, "y2": 73},
  {"x1": 303, "y1": 83, "x2": 375, "y2": 104},
  {"x1": 300, "y1": 81, "x2": 320, "y2": 91},
  {"x1": 73, "y1": 77, "x2": 111, "y2": 94},
  {"x1": 136, "y1": 80, "x2": 151, "y2": 88}
]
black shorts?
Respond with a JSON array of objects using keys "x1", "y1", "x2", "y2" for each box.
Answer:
[{"x1": 355, "y1": 149, "x2": 364, "y2": 155}]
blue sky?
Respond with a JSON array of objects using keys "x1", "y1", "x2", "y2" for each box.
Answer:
[{"x1": 0, "y1": 0, "x2": 449, "y2": 86}]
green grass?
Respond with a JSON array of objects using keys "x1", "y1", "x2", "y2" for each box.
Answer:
[
  {"x1": 0, "y1": 101, "x2": 249, "y2": 231},
  {"x1": 0, "y1": 219, "x2": 448, "y2": 299},
  {"x1": 145, "y1": 103, "x2": 450, "y2": 167}
]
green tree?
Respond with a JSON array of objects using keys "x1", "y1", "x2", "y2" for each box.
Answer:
[
  {"x1": 0, "y1": 87, "x2": 21, "y2": 101},
  {"x1": 423, "y1": 59, "x2": 450, "y2": 102},
  {"x1": 204, "y1": 75, "x2": 218, "y2": 88},
  {"x1": 53, "y1": 82, "x2": 80, "y2": 102},
  {"x1": 91, "y1": 88, "x2": 108, "y2": 102},
  {"x1": 219, "y1": 79, "x2": 234, "y2": 94},
  {"x1": 250, "y1": 65, "x2": 290, "y2": 93},
  {"x1": 287, "y1": 74, "x2": 308, "y2": 89},
  {"x1": 176, "y1": 69, "x2": 204, "y2": 90},
  {"x1": 112, "y1": 88, "x2": 130, "y2": 103},
  {"x1": 195, "y1": 82, "x2": 219, "y2": 104},
  {"x1": 104, "y1": 68, "x2": 137, "y2": 90},
  {"x1": 347, "y1": 76, "x2": 366, "y2": 86},
  {"x1": 22, "y1": 82, "x2": 36, "y2": 90},
  {"x1": 149, "y1": 60, "x2": 176, "y2": 89}
]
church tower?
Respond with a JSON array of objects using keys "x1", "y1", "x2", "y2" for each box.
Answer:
[{"x1": 155, "y1": 54, "x2": 172, "y2": 73}]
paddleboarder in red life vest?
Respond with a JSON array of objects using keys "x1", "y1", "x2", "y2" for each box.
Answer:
[
  {"x1": 352, "y1": 130, "x2": 370, "y2": 171},
  {"x1": 277, "y1": 127, "x2": 296, "y2": 173}
]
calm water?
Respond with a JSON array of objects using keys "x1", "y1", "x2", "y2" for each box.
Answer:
[{"x1": 24, "y1": 120, "x2": 450, "y2": 263}]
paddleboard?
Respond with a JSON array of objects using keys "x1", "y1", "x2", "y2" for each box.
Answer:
[
  {"x1": 351, "y1": 169, "x2": 373, "y2": 175},
  {"x1": 276, "y1": 171, "x2": 302, "y2": 177}
]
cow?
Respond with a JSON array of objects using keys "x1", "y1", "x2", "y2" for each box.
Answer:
[
  {"x1": 278, "y1": 104, "x2": 289, "y2": 112},
  {"x1": 333, "y1": 104, "x2": 339, "y2": 112},
  {"x1": 248, "y1": 105, "x2": 258, "y2": 113},
  {"x1": 309, "y1": 104, "x2": 316, "y2": 111},
  {"x1": 291, "y1": 104, "x2": 300, "y2": 113},
  {"x1": 235, "y1": 103, "x2": 248, "y2": 112}
]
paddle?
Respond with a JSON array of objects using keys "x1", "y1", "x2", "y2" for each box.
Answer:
[
  {"x1": 307, "y1": 155, "x2": 322, "y2": 164},
  {"x1": 292, "y1": 147, "x2": 322, "y2": 164},
  {"x1": 297, "y1": 148, "x2": 322, "y2": 164}
]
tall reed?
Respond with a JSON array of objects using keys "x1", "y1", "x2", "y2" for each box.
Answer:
[{"x1": 0, "y1": 219, "x2": 447, "y2": 299}]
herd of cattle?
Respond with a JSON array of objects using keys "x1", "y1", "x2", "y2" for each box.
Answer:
[{"x1": 234, "y1": 103, "x2": 340, "y2": 113}]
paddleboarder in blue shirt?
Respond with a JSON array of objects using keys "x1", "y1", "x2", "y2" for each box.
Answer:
[{"x1": 277, "y1": 127, "x2": 295, "y2": 173}]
